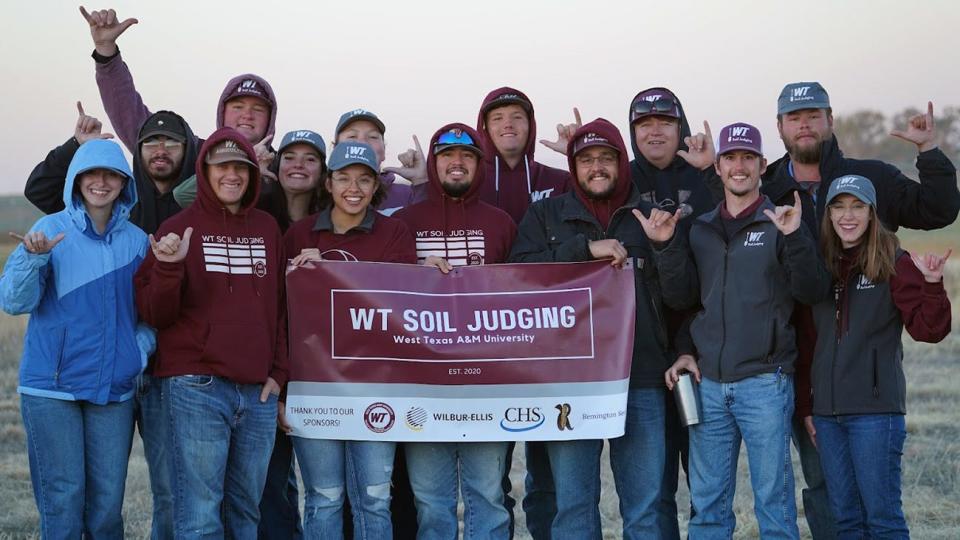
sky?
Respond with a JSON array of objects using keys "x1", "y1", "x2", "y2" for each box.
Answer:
[{"x1": 1, "y1": 0, "x2": 957, "y2": 195}]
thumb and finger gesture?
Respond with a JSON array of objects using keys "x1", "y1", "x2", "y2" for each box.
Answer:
[
  {"x1": 148, "y1": 227, "x2": 193, "y2": 263},
  {"x1": 633, "y1": 207, "x2": 682, "y2": 243},
  {"x1": 539, "y1": 107, "x2": 583, "y2": 155},
  {"x1": 79, "y1": 6, "x2": 137, "y2": 55},
  {"x1": 891, "y1": 101, "x2": 937, "y2": 152},
  {"x1": 911, "y1": 248, "x2": 952, "y2": 283},
  {"x1": 74, "y1": 101, "x2": 114, "y2": 144},
  {"x1": 677, "y1": 121, "x2": 716, "y2": 170},
  {"x1": 10, "y1": 231, "x2": 66, "y2": 254},
  {"x1": 383, "y1": 135, "x2": 428, "y2": 185},
  {"x1": 763, "y1": 191, "x2": 803, "y2": 235},
  {"x1": 254, "y1": 135, "x2": 275, "y2": 171}
]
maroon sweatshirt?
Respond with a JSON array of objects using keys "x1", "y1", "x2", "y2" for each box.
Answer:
[
  {"x1": 393, "y1": 123, "x2": 517, "y2": 266},
  {"x1": 283, "y1": 208, "x2": 417, "y2": 264},
  {"x1": 135, "y1": 128, "x2": 288, "y2": 386},
  {"x1": 565, "y1": 119, "x2": 633, "y2": 230},
  {"x1": 476, "y1": 87, "x2": 571, "y2": 223}
]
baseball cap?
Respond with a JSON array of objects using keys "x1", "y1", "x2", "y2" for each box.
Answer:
[
  {"x1": 335, "y1": 109, "x2": 386, "y2": 138},
  {"x1": 137, "y1": 111, "x2": 188, "y2": 144},
  {"x1": 433, "y1": 128, "x2": 484, "y2": 157},
  {"x1": 205, "y1": 139, "x2": 257, "y2": 167},
  {"x1": 630, "y1": 89, "x2": 681, "y2": 123},
  {"x1": 826, "y1": 175, "x2": 877, "y2": 207},
  {"x1": 277, "y1": 130, "x2": 327, "y2": 157},
  {"x1": 717, "y1": 123, "x2": 763, "y2": 156},
  {"x1": 778, "y1": 82, "x2": 830, "y2": 115},
  {"x1": 224, "y1": 78, "x2": 273, "y2": 108},
  {"x1": 572, "y1": 131, "x2": 620, "y2": 156},
  {"x1": 481, "y1": 91, "x2": 533, "y2": 115},
  {"x1": 328, "y1": 142, "x2": 379, "y2": 175}
]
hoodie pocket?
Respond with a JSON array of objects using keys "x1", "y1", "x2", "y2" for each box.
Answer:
[
  {"x1": 52, "y1": 328, "x2": 67, "y2": 386},
  {"x1": 201, "y1": 323, "x2": 273, "y2": 375}
]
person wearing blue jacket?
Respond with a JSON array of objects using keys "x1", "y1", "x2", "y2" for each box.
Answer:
[{"x1": 0, "y1": 139, "x2": 155, "y2": 538}]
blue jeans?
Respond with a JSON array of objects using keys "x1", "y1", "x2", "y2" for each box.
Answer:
[
  {"x1": 20, "y1": 394, "x2": 135, "y2": 539},
  {"x1": 792, "y1": 415, "x2": 837, "y2": 539},
  {"x1": 658, "y1": 387, "x2": 691, "y2": 540},
  {"x1": 609, "y1": 387, "x2": 667, "y2": 539},
  {"x1": 292, "y1": 437, "x2": 394, "y2": 540},
  {"x1": 542, "y1": 438, "x2": 603, "y2": 540},
  {"x1": 136, "y1": 373, "x2": 174, "y2": 540},
  {"x1": 258, "y1": 428, "x2": 303, "y2": 540},
  {"x1": 406, "y1": 442, "x2": 510, "y2": 539},
  {"x1": 813, "y1": 414, "x2": 908, "y2": 540},
  {"x1": 689, "y1": 373, "x2": 799, "y2": 540},
  {"x1": 165, "y1": 375, "x2": 278, "y2": 539},
  {"x1": 521, "y1": 441, "x2": 555, "y2": 540}
]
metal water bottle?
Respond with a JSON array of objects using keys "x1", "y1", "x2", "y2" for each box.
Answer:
[{"x1": 673, "y1": 373, "x2": 701, "y2": 426}]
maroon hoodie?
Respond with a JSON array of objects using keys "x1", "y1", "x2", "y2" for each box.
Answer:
[
  {"x1": 393, "y1": 123, "x2": 517, "y2": 266},
  {"x1": 283, "y1": 207, "x2": 417, "y2": 264},
  {"x1": 476, "y1": 87, "x2": 571, "y2": 223},
  {"x1": 566, "y1": 119, "x2": 633, "y2": 230},
  {"x1": 135, "y1": 128, "x2": 288, "y2": 386}
]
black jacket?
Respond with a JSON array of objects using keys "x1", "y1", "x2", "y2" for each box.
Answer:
[{"x1": 508, "y1": 187, "x2": 671, "y2": 389}]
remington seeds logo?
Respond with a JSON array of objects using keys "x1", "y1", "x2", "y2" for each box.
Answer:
[{"x1": 555, "y1": 403, "x2": 573, "y2": 431}]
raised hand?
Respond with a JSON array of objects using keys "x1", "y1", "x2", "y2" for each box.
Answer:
[
  {"x1": 910, "y1": 248, "x2": 952, "y2": 283},
  {"x1": 74, "y1": 101, "x2": 114, "y2": 145},
  {"x1": 254, "y1": 134, "x2": 275, "y2": 175},
  {"x1": 633, "y1": 207, "x2": 682, "y2": 243},
  {"x1": 10, "y1": 231, "x2": 66, "y2": 254},
  {"x1": 148, "y1": 227, "x2": 193, "y2": 263},
  {"x1": 539, "y1": 107, "x2": 583, "y2": 155},
  {"x1": 891, "y1": 101, "x2": 938, "y2": 153},
  {"x1": 763, "y1": 191, "x2": 803, "y2": 236},
  {"x1": 676, "y1": 120, "x2": 716, "y2": 170},
  {"x1": 383, "y1": 135, "x2": 428, "y2": 185},
  {"x1": 79, "y1": 6, "x2": 137, "y2": 57},
  {"x1": 588, "y1": 238, "x2": 627, "y2": 268},
  {"x1": 664, "y1": 354, "x2": 700, "y2": 391}
]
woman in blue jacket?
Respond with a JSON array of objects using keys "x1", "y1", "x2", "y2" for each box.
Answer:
[{"x1": 0, "y1": 139, "x2": 155, "y2": 538}]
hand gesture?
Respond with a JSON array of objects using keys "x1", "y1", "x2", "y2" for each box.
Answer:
[
  {"x1": 539, "y1": 108, "x2": 583, "y2": 155},
  {"x1": 254, "y1": 135, "x2": 275, "y2": 176},
  {"x1": 803, "y1": 416, "x2": 817, "y2": 449},
  {"x1": 423, "y1": 255, "x2": 453, "y2": 274},
  {"x1": 664, "y1": 354, "x2": 700, "y2": 391},
  {"x1": 676, "y1": 121, "x2": 716, "y2": 170},
  {"x1": 74, "y1": 101, "x2": 114, "y2": 145},
  {"x1": 588, "y1": 238, "x2": 627, "y2": 268},
  {"x1": 79, "y1": 6, "x2": 137, "y2": 57},
  {"x1": 910, "y1": 248, "x2": 951, "y2": 283},
  {"x1": 633, "y1": 207, "x2": 681, "y2": 243},
  {"x1": 891, "y1": 101, "x2": 938, "y2": 153},
  {"x1": 383, "y1": 135, "x2": 428, "y2": 185},
  {"x1": 148, "y1": 227, "x2": 193, "y2": 263},
  {"x1": 10, "y1": 231, "x2": 65, "y2": 255},
  {"x1": 763, "y1": 191, "x2": 803, "y2": 236},
  {"x1": 290, "y1": 248, "x2": 322, "y2": 267},
  {"x1": 259, "y1": 377, "x2": 280, "y2": 403}
]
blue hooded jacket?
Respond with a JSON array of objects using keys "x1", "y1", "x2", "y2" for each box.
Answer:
[{"x1": 0, "y1": 139, "x2": 155, "y2": 404}]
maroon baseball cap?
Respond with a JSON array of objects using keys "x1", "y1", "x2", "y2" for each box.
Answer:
[
  {"x1": 717, "y1": 122, "x2": 763, "y2": 156},
  {"x1": 224, "y1": 78, "x2": 273, "y2": 107},
  {"x1": 572, "y1": 131, "x2": 620, "y2": 156},
  {"x1": 629, "y1": 89, "x2": 681, "y2": 123}
]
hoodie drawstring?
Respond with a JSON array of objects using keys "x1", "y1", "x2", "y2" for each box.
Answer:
[{"x1": 524, "y1": 155, "x2": 532, "y2": 196}]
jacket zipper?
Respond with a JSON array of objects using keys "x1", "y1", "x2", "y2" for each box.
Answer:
[
  {"x1": 831, "y1": 282, "x2": 843, "y2": 415},
  {"x1": 872, "y1": 349, "x2": 880, "y2": 398}
]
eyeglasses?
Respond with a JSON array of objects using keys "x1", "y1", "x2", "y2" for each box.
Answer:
[
  {"x1": 331, "y1": 174, "x2": 377, "y2": 190},
  {"x1": 575, "y1": 154, "x2": 618, "y2": 167},
  {"x1": 828, "y1": 202, "x2": 870, "y2": 217},
  {"x1": 142, "y1": 139, "x2": 184, "y2": 151},
  {"x1": 631, "y1": 98, "x2": 678, "y2": 120}
]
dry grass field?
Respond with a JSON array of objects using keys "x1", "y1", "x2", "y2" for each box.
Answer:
[{"x1": 0, "y1": 234, "x2": 957, "y2": 538}]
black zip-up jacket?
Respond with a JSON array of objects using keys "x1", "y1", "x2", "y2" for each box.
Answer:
[
  {"x1": 508, "y1": 188, "x2": 671, "y2": 388},
  {"x1": 657, "y1": 196, "x2": 830, "y2": 383},
  {"x1": 760, "y1": 137, "x2": 959, "y2": 239}
]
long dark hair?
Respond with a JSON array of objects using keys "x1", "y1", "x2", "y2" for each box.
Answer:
[
  {"x1": 820, "y1": 204, "x2": 898, "y2": 282},
  {"x1": 259, "y1": 153, "x2": 326, "y2": 232}
]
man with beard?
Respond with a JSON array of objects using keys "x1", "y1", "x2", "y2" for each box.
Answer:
[
  {"x1": 509, "y1": 119, "x2": 674, "y2": 539},
  {"x1": 760, "y1": 82, "x2": 960, "y2": 539}
]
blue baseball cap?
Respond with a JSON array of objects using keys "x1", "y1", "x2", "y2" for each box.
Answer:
[
  {"x1": 327, "y1": 142, "x2": 379, "y2": 175},
  {"x1": 334, "y1": 109, "x2": 386, "y2": 138},
  {"x1": 778, "y1": 82, "x2": 831, "y2": 115},
  {"x1": 826, "y1": 175, "x2": 877, "y2": 207},
  {"x1": 277, "y1": 130, "x2": 326, "y2": 157}
]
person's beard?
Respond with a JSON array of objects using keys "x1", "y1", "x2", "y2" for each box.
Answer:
[
  {"x1": 441, "y1": 179, "x2": 471, "y2": 198},
  {"x1": 784, "y1": 133, "x2": 826, "y2": 165}
]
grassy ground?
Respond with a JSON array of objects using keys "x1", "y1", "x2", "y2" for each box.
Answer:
[{"x1": 0, "y1": 251, "x2": 957, "y2": 537}]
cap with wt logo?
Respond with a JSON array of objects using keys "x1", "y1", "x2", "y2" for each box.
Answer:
[
  {"x1": 826, "y1": 174, "x2": 877, "y2": 207},
  {"x1": 481, "y1": 91, "x2": 533, "y2": 115},
  {"x1": 327, "y1": 142, "x2": 379, "y2": 174},
  {"x1": 629, "y1": 88, "x2": 681, "y2": 122},
  {"x1": 717, "y1": 122, "x2": 763, "y2": 156},
  {"x1": 277, "y1": 130, "x2": 327, "y2": 158},
  {"x1": 778, "y1": 82, "x2": 830, "y2": 115},
  {"x1": 334, "y1": 109, "x2": 386, "y2": 138},
  {"x1": 205, "y1": 139, "x2": 257, "y2": 167},
  {"x1": 572, "y1": 131, "x2": 620, "y2": 156},
  {"x1": 225, "y1": 78, "x2": 273, "y2": 107}
]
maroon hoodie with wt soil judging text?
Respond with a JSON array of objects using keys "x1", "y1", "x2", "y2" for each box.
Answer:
[
  {"x1": 135, "y1": 128, "x2": 288, "y2": 386},
  {"x1": 476, "y1": 87, "x2": 571, "y2": 223},
  {"x1": 393, "y1": 123, "x2": 517, "y2": 266}
]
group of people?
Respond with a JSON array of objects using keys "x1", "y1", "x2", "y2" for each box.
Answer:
[{"x1": 1, "y1": 6, "x2": 957, "y2": 540}]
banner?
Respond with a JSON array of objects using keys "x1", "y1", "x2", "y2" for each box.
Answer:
[{"x1": 285, "y1": 260, "x2": 635, "y2": 441}]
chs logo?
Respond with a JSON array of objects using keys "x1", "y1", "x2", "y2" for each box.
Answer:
[
  {"x1": 555, "y1": 403, "x2": 573, "y2": 431},
  {"x1": 500, "y1": 407, "x2": 545, "y2": 432},
  {"x1": 744, "y1": 231, "x2": 765, "y2": 247},
  {"x1": 364, "y1": 402, "x2": 396, "y2": 433},
  {"x1": 405, "y1": 407, "x2": 428, "y2": 431}
]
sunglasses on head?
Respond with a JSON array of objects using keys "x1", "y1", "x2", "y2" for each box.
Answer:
[
  {"x1": 436, "y1": 129, "x2": 477, "y2": 147},
  {"x1": 631, "y1": 98, "x2": 678, "y2": 119}
]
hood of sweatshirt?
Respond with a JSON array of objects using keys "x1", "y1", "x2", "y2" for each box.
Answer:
[
  {"x1": 477, "y1": 87, "x2": 539, "y2": 162},
  {"x1": 194, "y1": 128, "x2": 263, "y2": 217},
  {"x1": 215, "y1": 74, "x2": 278, "y2": 144},
  {"x1": 627, "y1": 87, "x2": 693, "y2": 173},
  {"x1": 426, "y1": 123, "x2": 489, "y2": 204},
  {"x1": 566, "y1": 118, "x2": 633, "y2": 229},
  {"x1": 64, "y1": 139, "x2": 137, "y2": 236}
]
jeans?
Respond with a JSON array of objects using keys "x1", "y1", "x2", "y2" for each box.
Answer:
[
  {"x1": 406, "y1": 442, "x2": 511, "y2": 539},
  {"x1": 20, "y1": 394, "x2": 135, "y2": 539},
  {"x1": 136, "y1": 373, "x2": 175, "y2": 540},
  {"x1": 542, "y1": 439, "x2": 603, "y2": 540},
  {"x1": 521, "y1": 441, "x2": 555, "y2": 540},
  {"x1": 292, "y1": 437, "x2": 395, "y2": 540},
  {"x1": 792, "y1": 415, "x2": 837, "y2": 539},
  {"x1": 813, "y1": 414, "x2": 908, "y2": 540},
  {"x1": 258, "y1": 428, "x2": 302, "y2": 540},
  {"x1": 609, "y1": 387, "x2": 667, "y2": 539},
  {"x1": 688, "y1": 373, "x2": 799, "y2": 540},
  {"x1": 658, "y1": 388, "x2": 691, "y2": 540},
  {"x1": 165, "y1": 375, "x2": 278, "y2": 539}
]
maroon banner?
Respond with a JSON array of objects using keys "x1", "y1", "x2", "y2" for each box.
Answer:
[{"x1": 286, "y1": 260, "x2": 635, "y2": 385}]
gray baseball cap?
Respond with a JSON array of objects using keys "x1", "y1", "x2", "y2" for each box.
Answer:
[
  {"x1": 778, "y1": 82, "x2": 830, "y2": 115},
  {"x1": 327, "y1": 142, "x2": 379, "y2": 175},
  {"x1": 335, "y1": 109, "x2": 386, "y2": 138},
  {"x1": 277, "y1": 130, "x2": 326, "y2": 157},
  {"x1": 826, "y1": 175, "x2": 877, "y2": 207}
]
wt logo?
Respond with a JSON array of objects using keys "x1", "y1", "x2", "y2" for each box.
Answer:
[
  {"x1": 643, "y1": 94, "x2": 663, "y2": 102},
  {"x1": 790, "y1": 86, "x2": 812, "y2": 102},
  {"x1": 347, "y1": 146, "x2": 367, "y2": 157},
  {"x1": 729, "y1": 126, "x2": 750, "y2": 139},
  {"x1": 837, "y1": 176, "x2": 858, "y2": 187},
  {"x1": 744, "y1": 231, "x2": 765, "y2": 247},
  {"x1": 293, "y1": 131, "x2": 311, "y2": 138},
  {"x1": 856, "y1": 274, "x2": 876, "y2": 290},
  {"x1": 240, "y1": 80, "x2": 258, "y2": 89},
  {"x1": 364, "y1": 402, "x2": 396, "y2": 433}
]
